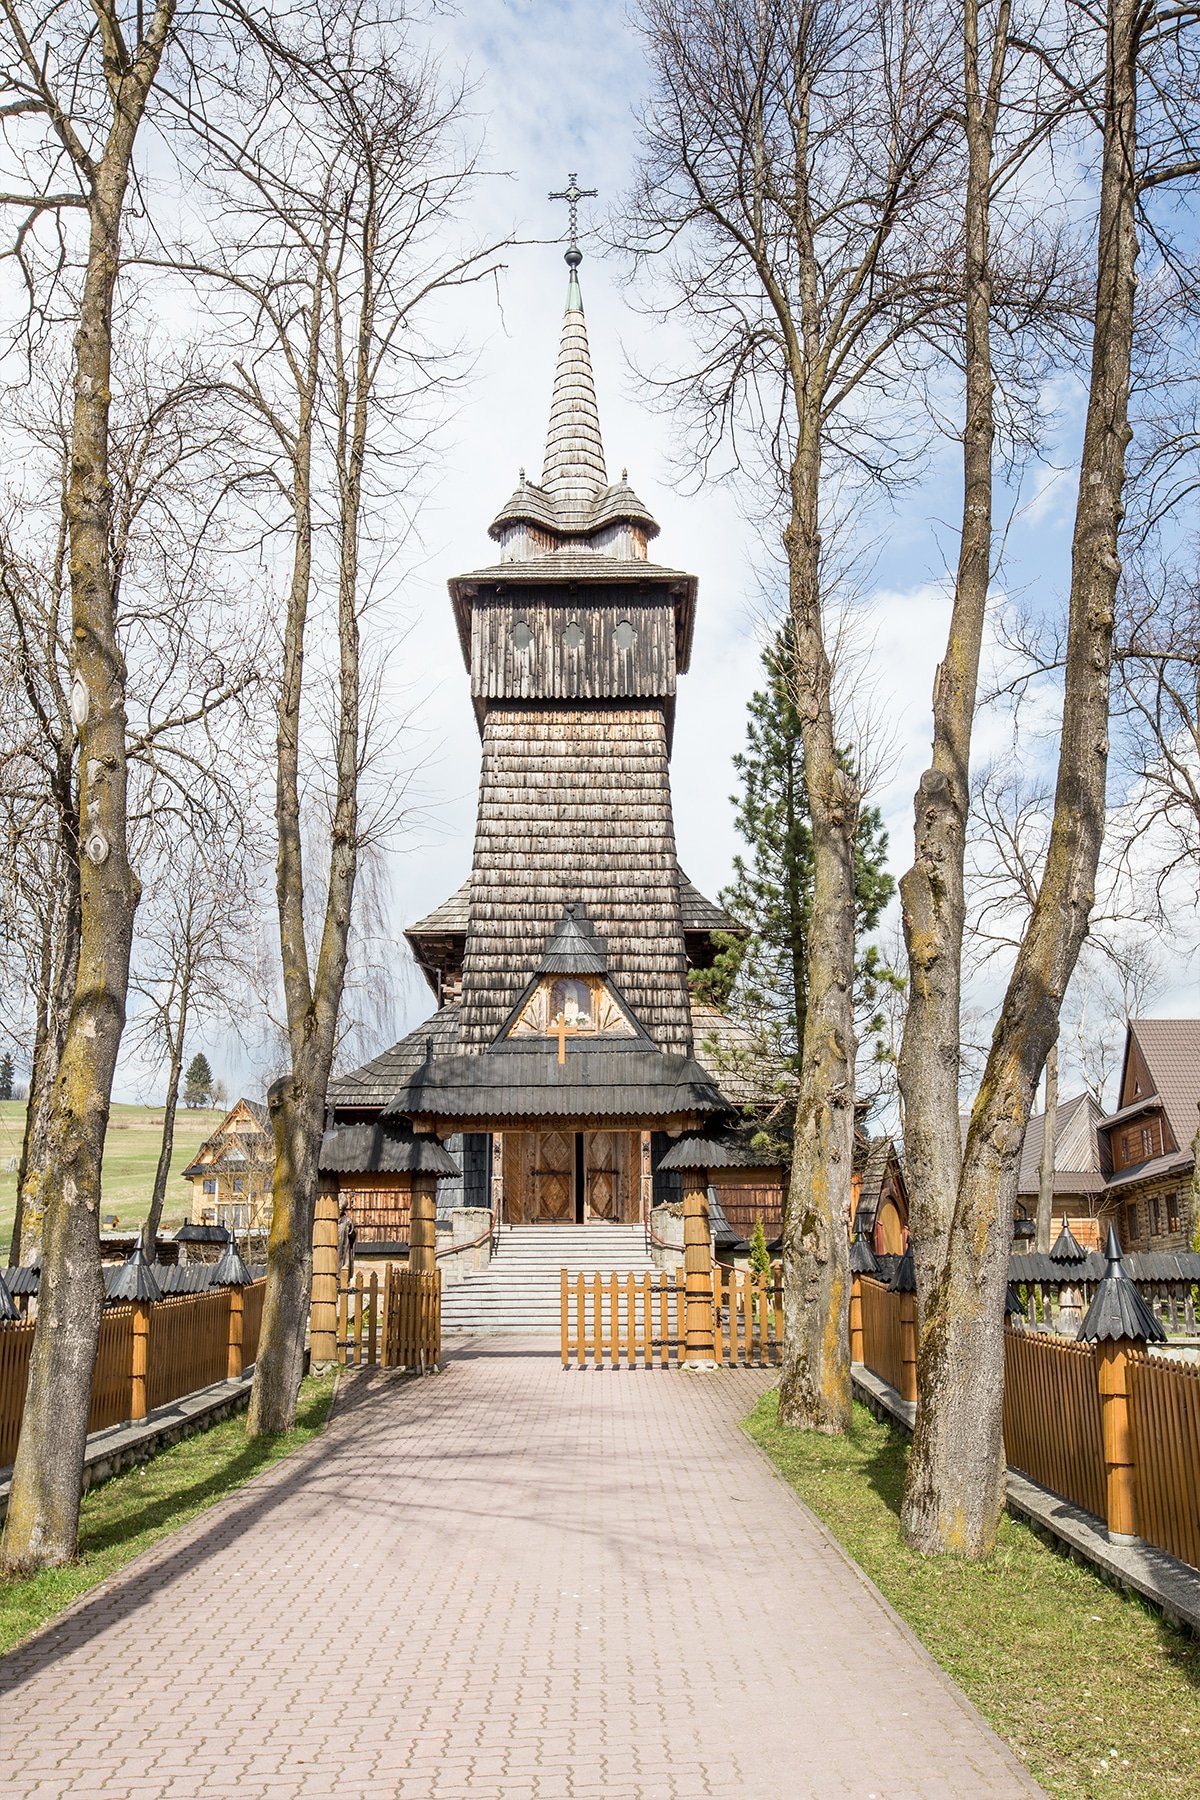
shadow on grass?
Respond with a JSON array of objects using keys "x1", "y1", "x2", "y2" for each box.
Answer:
[{"x1": 78, "y1": 1386, "x2": 332, "y2": 1561}]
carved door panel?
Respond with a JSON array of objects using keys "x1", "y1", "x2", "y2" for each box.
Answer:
[
  {"x1": 533, "y1": 1129, "x2": 575, "y2": 1222},
  {"x1": 584, "y1": 1131, "x2": 637, "y2": 1222}
]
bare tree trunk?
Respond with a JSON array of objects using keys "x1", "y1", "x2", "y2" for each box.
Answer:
[
  {"x1": 142, "y1": 989, "x2": 188, "y2": 1261},
  {"x1": 0, "y1": 0, "x2": 176, "y2": 1573},
  {"x1": 778, "y1": 442, "x2": 858, "y2": 1434},
  {"x1": 902, "y1": 0, "x2": 1140, "y2": 1557},
  {"x1": 249, "y1": 225, "x2": 363, "y2": 1433},
  {"x1": 898, "y1": 0, "x2": 1006, "y2": 1322},
  {"x1": 1035, "y1": 1035, "x2": 1058, "y2": 1252}
]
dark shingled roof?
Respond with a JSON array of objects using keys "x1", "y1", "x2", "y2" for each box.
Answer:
[
  {"x1": 458, "y1": 706, "x2": 693, "y2": 1056},
  {"x1": 890, "y1": 1248, "x2": 916, "y2": 1293},
  {"x1": 1079, "y1": 1229, "x2": 1167, "y2": 1342},
  {"x1": 0, "y1": 1271, "x2": 16, "y2": 1321},
  {"x1": 174, "y1": 1223, "x2": 230, "y2": 1244},
  {"x1": 383, "y1": 1041, "x2": 727, "y2": 1123},
  {"x1": 407, "y1": 881, "x2": 471, "y2": 938},
  {"x1": 678, "y1": 873, "x2": 742, "y2": 937},
  {"x1": 3, "y1": 1266, "x2": 39, "y2": 1296},
  {"x1": 105, "y1": 1245, "x2": 163, "y2": 1303},
  {"x1": 537, "y1": 904, "x2": 609, "y2": 975},
  {"x1": 657, "y1": 1130, "x2": 786, "y2": 1172},
  {"x1": 318, "y1": 1123, "x2": 459, "y2": 1176},
  {"x1": 1049, "y1": 1222, "x2": 1090, "y2": 1264},
  {"x1": 850, "y1": 1236, "x2": 879, "y2": 1276},
  {"x1": 211, "y1": 1244, "x2": 254, "y2": 1287},
  {"x1": 327, "y1": 1003, "x2": 462, "y2": 1108}
]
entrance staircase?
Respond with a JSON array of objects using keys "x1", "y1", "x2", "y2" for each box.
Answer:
[{"x1": 441, "y1": 1224, "x2": 658, "y2": 1336}]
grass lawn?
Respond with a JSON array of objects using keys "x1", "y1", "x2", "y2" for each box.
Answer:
[
  {"x1": 745, "y1": 1392, "x2": 1200, "y2": 1800},
  {"x1": 0, "y1": 1373, "x2": 335, "y2": 1656},
  {"x1": 0, "y1": 1100, "x2": 227, "y2": 1253}
]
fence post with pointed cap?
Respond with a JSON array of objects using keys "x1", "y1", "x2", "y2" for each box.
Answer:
[
  {"x1": 213, "y1": 1239, "x2": 253, "y2": 1380},
  {"x1": 1079, "y1": 1225, "x2": 1166, "y2": 1545},
  {"x1": 109, "y1": 1245, "x2": 163, "y2": 1423},
  {"x1": 892, "y1": 1247, "x2": 918, "y2": 1405},
  {"x1": 848, "y1": 1230, "x2": 877, "y2": 1368}
]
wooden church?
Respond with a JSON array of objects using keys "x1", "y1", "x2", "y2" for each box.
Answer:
[{"x1": 319, "y1": 232, "x2": 781, "y2": 1257}]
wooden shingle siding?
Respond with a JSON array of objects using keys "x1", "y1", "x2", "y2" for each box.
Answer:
[
  {"x1": 471, "y1": 597, "x2": 677, "y2": 702},
  {"x1": 460, "y1": 705, "x2": 692, "y2": 1055}
]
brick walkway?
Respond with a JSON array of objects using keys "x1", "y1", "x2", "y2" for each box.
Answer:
[{"x1": 1, "y1": 1340, "x2": 1042, "y2": 1799}]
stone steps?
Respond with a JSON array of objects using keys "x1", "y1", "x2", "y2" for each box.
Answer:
[{"x1": 441, "y1": 1225, "x2": 658, "y2": 1336}]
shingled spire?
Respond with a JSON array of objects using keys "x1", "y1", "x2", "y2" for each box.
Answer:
[{"x1": 540, "y1": 251, "x2": 607, "y2": 509}]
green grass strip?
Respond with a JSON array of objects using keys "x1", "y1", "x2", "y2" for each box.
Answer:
[
  {"x1": 745, "y1": 1391, "x2": 1200, "y2": 1800},
  {"x1": 0, "y1": 1373, "x2": 335, "y2": 1656}
]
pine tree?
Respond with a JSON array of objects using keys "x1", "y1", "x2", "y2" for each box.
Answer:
[
  {"x1": 0, "y1": 1055, "x2": 13, "y2": 1102},
  {"x1": 693, "y1": 622, "x2": 898, "y2": 1077},
  {"x1": 183, "y1": 1052, "x2": 214, "y2": 1109}
]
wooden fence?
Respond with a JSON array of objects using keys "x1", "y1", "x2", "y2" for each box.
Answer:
[
  {"x1": 712, "y1": 1265, "x2": 783, "y2": 1367},
  {"x1": 562, "y1": 1270, "x2": 686, "y2": 1367},
  {"x1": 0, "y1": 1280, "x2": 267, "y2": 1470},
  {"x1": 859, "y1": 1277, "x2": 904, "y2": 1396},
  {"x1": 560, "y1": 1266, "x2": 783, "y2": 1369},
  {"x1": 1128, "y1": 1350, "x2": 1200, "y2": 1570},
  {"x1": 335, "y1": 1268, "x2": 441, "y2": 1373},
  {"x1": 1001, "y1": 1328, "x2": 1107, "y2": 1520},
  {"x1": 855, "y1": 1283, "x2": 1200, "y2": 1574}
]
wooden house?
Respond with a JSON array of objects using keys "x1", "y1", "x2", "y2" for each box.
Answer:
[
  {"x1": 183, "y1": 1098, "x2": 274, "y2": 1236},
  {"x1": 321, "y1": 243, "x2": 763, "y2": 1250},
  {"x1": 1095, "y1": 1019, "x2": 1199, "y2": 1253},
  {"x1": 1013, "y1": 1091, "x2": 1107, "y2": 1248}
]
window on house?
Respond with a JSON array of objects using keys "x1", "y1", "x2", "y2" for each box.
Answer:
[
  {"x1": 233, "y1": 1176, "x2": 244, "y2": 1194},
  {"x1": 1124, "y1": 1201, "x2": 1138, "y2": 1246},
  {"x1": 1121, "y1": 1131, "x2": 1133, "y2": 1163},
  {"x1": 203, "y1": 1177, "x2": 217, "y2": 1195},
  {"x1": 1167, "y1": 1191, "x2": 1181, "y2": 1233},
  {"x1": 1149, "y1": 1195, "x2": 1162, "y2": 1236},
  {"x1": 1141, "y1": 1125, "x2": 1154, "y2": 1159}
]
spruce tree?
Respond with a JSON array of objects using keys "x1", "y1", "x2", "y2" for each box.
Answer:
[
  {"x1": 0, "y1": 1054, "x2": 13, "y2": 1102},
  {"x1": 693, "y1": 622, "x2": 898, "y2": 1077},
  {"x1": 183, "y1": 1052, "x2": 214, "y2": 1110}
]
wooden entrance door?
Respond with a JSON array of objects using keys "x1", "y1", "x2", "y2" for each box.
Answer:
[
  {"x1": 583, "y1": 1131, "x2": 639, "y2": 1223},
  {"x1": 504, "y1": 1130, "x2": 576, "y2": 1223}
]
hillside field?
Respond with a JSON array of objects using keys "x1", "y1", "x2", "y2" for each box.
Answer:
[{"x1": 0, "y1": 1101, "x2": 227, "y2": 1254}]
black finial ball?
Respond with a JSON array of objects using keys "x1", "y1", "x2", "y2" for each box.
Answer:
[{"x1": 565, "y1": 247, "x2": 582, "y2": 269}]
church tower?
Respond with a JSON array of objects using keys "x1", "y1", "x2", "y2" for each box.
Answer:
[{"x1": 327, "y1": 228, "x2": 746, "y2": 1231}]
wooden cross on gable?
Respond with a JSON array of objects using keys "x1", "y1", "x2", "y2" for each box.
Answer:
[
  {"x1": 551, "y1": 1011, "x2": 587, "y2": 1065},
  {"x1": 548, "y1": 172, "x2": 598, "y2": 252}
]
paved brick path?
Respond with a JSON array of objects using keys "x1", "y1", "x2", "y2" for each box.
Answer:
[{"x1": 1, "y1": 1340, "x2": 1042, "y2": 1799}]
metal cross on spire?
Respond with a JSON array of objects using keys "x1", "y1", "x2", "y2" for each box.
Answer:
[{"x1": 548, "y1": 172, "x2": 598, "y2": 257}]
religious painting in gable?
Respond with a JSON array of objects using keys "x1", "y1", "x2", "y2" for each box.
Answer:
[{"x1": 506, "y1": 975, "x2": 637, "y2": 1040}]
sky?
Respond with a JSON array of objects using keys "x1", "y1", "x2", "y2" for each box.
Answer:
[{"x1": 105, "y1": 0, "x2": 1199, "y2": 1110}]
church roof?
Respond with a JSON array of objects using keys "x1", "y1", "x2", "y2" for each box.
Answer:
[
  {"x1": 381, "y1": 1041, "x2": 727, "y2": 1125},
  {"x1": 327, "y1": 1003, "x2": 462, "y2": 1108},
  {"x1": 678, "y1": 873, "x2": 742, "y2": 937},
  {"x1": 318, "y1": 1122, "x2": 459, "y2": 1177}
]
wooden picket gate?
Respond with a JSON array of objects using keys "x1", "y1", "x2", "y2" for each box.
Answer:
[
  {"x1": 560, "y1": 1265, "x2": 783, "y2": 1369},
  {"x1": 712, "y1": 1264, "x2": 783, "y2": 1367},
  {"x1": 337, "y1": 1267, "x2": 440, "y2": 1373}
]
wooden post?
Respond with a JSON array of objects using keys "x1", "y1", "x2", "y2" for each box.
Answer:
[
  {"x1": 227, "y1": 1286, "x2": 245, "y2": 1380},
  {"x1": 130, "y1": 1298, "x2": 152, "y2": 1422},
  {"x1": 1096, "y1": 1339, "x2": 1139, "y2": 1543},
  {"x1": 899, "y1": 1290, "x2": 918, "y2": 1405},
  {"x1": 410, "y1": 1174, "x2": 438, "y2": 1275},
  {"x1": 849, "y1": 1273, "x2": 864, "y2": 1368},
  {"x1": 310, "y1": 1179, "x2": 339, "y2": 1366},
  {"x1": 681, "y1": 1173, "x2": 716, "y2": 1369}
]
